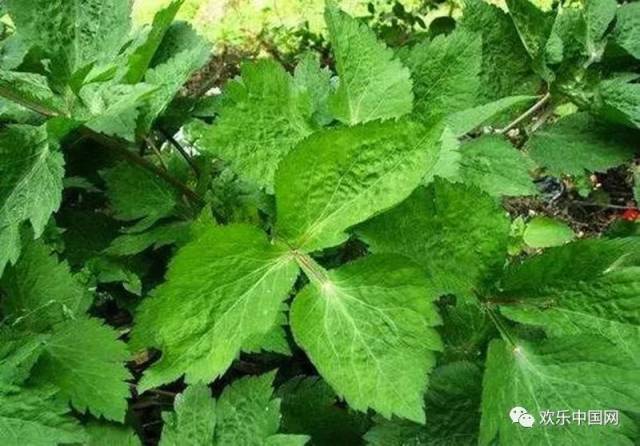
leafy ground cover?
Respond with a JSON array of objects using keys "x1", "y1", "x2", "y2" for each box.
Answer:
[{"x1": 0, "y1": 0, "x2": 639, "y2": 444}]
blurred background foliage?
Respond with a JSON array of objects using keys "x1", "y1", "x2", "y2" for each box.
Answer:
[
  {"x1": 133, "y1": 0, "x2": 457, "y2": 53},
  {"x1": 132, "y1": 0, "x2": 555, "y2": 59}
]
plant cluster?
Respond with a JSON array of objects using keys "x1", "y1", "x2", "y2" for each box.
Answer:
[{"x1": 0, "y1": 0, "x2": 639, "y2": 445}]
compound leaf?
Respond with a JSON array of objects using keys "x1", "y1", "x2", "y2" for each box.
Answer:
[
  {"x1": 104, "y1": 222, "x2": 192, "y2": 256},
  {"x1": 215, "y1": 373, "x2": 308, "y2": 445},
  {"x1": 594, "y1": 77, "x2": 640, "y2": 130},
  {"x1": 86, "y1": 422, "x2": 141, "y2": 446},
  {"x1": 124, "y1": 0, "x2": 185, "y2": 84},
  {"x1": 0, "y1": 71, "x2": 66, "y2": 117},
  {"x1": 460, "y1": 0, "x2": 538, "y2": 101},
  {"x1": 277, "y1": 376, "x2": 368, "y2": 445},
  {"x1": 139, "y1": 22, "x2": 210, "y2": 133}
]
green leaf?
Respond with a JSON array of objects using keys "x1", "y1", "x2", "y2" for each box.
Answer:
[
  {"x1": 85, "y1": 257, "x2": 142, "y2": 295},
  {"x1": 634, "y1": 167, "x2": 640, "y2": 205},
  {"x1": 104, "y1": 222, "x2": 192, "y2": 256},
  {"x1": 57, "y1": 210, "x2": 120, "y2": 268},
  {"x1": 526, "y1": 112, "x2": 636, "y2": 176},
  {"x1": 78, "y1": 82, "x2": 158, "y2": 141},
  {"x1": 101, "y1": 161, "x2": 179, "y2": 232},
  {"x1": 356, "y1": 181, "x2": 510, "y2": 299},
  {"x1": 523, "y1": 216, "x2": 575, "y2": 248},
  {"x1": 0, "y1": 35, "x2": 29, "y2": 70},
  {"x1": 0, "y1": 125, "x2": 64, "y2": 274},
  {"x1": 160, "y1": 374, "x2": 308, "y2": 445},
  {"x1": 439, "y1": 301, "x2": 495, "y2": 363},
  {"x1": 423, "y1": 126, "x2": 461, "y2": 184},
  {"x1": 30, "y1": 318, "x2": 131, "y2": 422},
  {"x1": 214, "y1": 373, "x2": 308, "y2": 445},
  {"x1": 160, "y1": 384, "x2": 216, "y2": 446},
  {"x1": 277, "y1": 376, "x2": 368, "y2": 445},
  {"x1": 185, "y1": 59, "x2": 315, "y2": 191},
  {"x1": 613, "y1": 2, "x2": 640, "y2": 60},
  {"x1": 505, "y1": 0, "x2": 556, "y2": 80},
  {"x1": 480, "y1": 336, "x2": 640, "y2": 445},
  {"x1": 290, "y1": 254, "x2": 442, "y2": 423},
  {"x1": 406, "y1": 29, "x2": 482, "y2": 124},
  {"x1": 583, "y1": 0, "x2": 617, "y2": 60},
  {"x1": 0, "y1": 331, "x2": 48, "y2": 385},
  {"x1": 0, "y1": 70, "x2": 66, "y2": 116},
  {"x1": 0, "y1": 239, "x2": 91, "y2": 331},
  {"x1": 139, "y1": 22, "x2": 210, "y2": 133},
  {"x1": 459, "y1": 135, "x2": 537, "y2": 197},
  {"x1": 275, "y1": 120, "x2": 440, "y2": 252},
  {"x1": 124, "y1": 0, "x2": 185, "y2": 84},
  {"x1": 594, "y1": 76, "x2": 640, "y2": 130},
  {"x1": 0, "y1": 385, "x2": 87, "y2": 446},
  {"x1": 460, "y1": 0, "x2": 539, "y2": 101},
  {"x1": 86, "y1": 422, "x2": 141, "y2": 446},
  {"x1": 446, "y1": 95, "x2": 538, "y2": 137},
  {"x1": 293, "y1": 53, "x2": 333, "y2": 127},
  {"x1": 242, "y1": 304, "x2": 292, "y2": 356},
  {"x1": 132, "y1": 224, "x2": 299, "y2": 391},
  {"x1": 325, "y1": 1, "x2": 413, "y2": 125},
  {"x1": 365, "y1": 361, "x2": 482, "y2": 446},
  {"x1": 496, "y1": 238, "x2": 640, "y2": 356},
  {"x1": 6, "y1": 0, "x2": 131, "y2": 87}
]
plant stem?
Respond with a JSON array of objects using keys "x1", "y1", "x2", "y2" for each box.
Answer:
[
  {"x1": 497, "y1": 92, "x2": 551, "y2": 134},
  {"x1": 160, "y1": 129, "x2": 200, "y2": 178},
  {"x1": 0, "y1": 86, "x2": 62, "y2": 117},
  {"x1": 484, "y1": 304, "x2": 518, "y2": 348},
  {"x1": 0, "y1": 88, "x2": 205, "y2": 206},
  {"x1": 571, "y1": 200, "x2": 632, "y2": 210},
  {"x1": 291, "y1": 250, "x2": 330, "y2": 285},
  {"x1": 144, "y1": 136, "x2": 169, "y2": 171},
  {"x1": 79, "y1": 128, "x2": 204, "y2": 205}
]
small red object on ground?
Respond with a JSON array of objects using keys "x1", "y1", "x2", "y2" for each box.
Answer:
[{"x1": 621, "y1": 208, "x2": 640, "y2": 221}]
